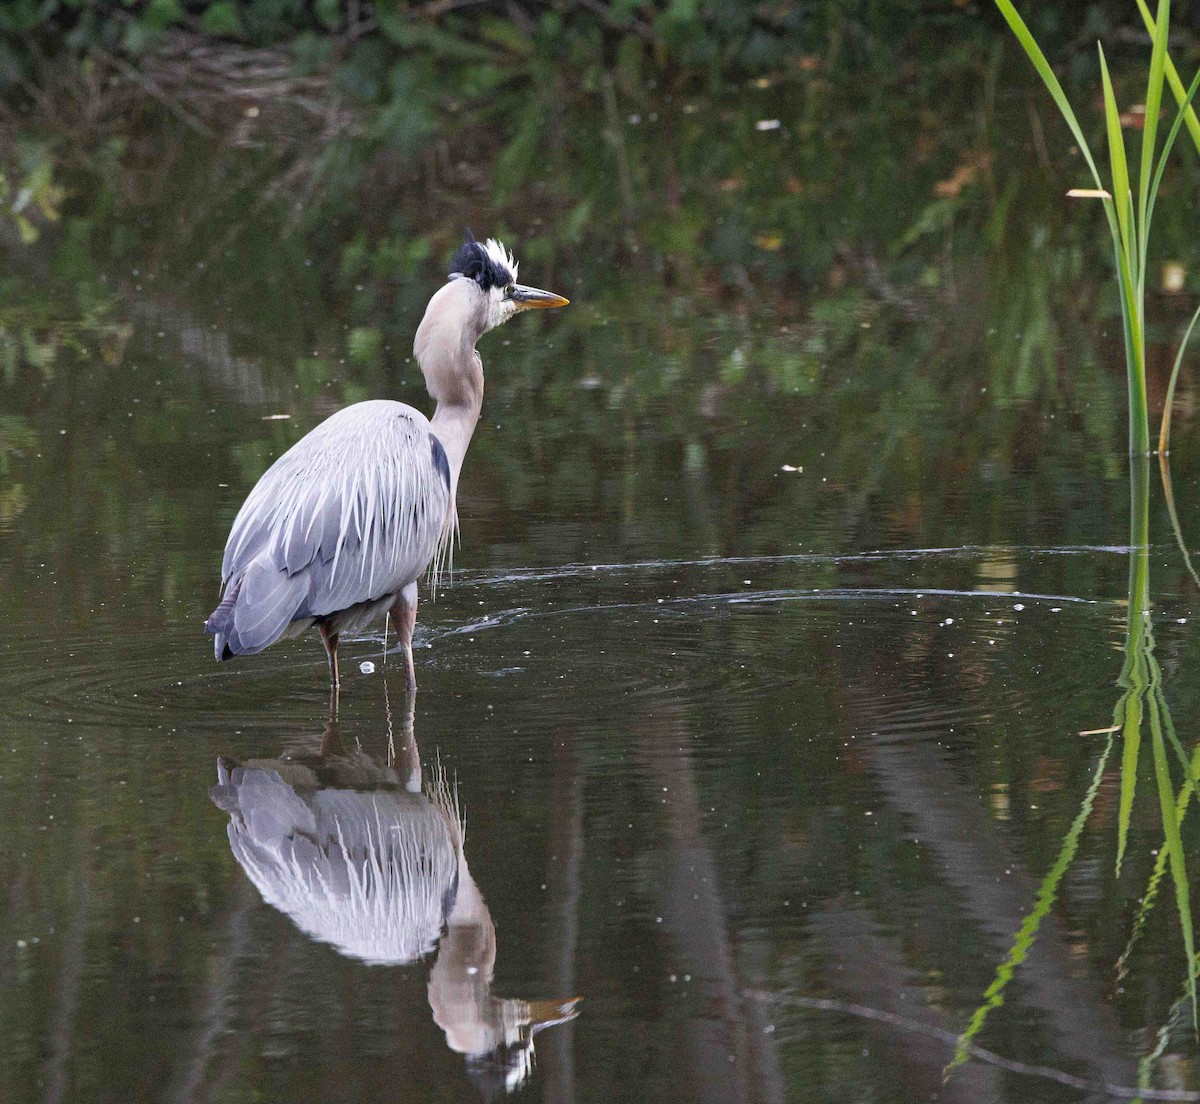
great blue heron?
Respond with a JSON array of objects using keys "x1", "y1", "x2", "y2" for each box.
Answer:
[{"x1": 204, "y1": 233, "x2": 568, "y2": 692}]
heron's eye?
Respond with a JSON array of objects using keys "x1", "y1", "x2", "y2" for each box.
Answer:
[{"x1": 505, "y1": 283, "x2": 516, "y2": 298}]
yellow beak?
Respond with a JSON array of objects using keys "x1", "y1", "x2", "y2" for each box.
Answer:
[{"x1": 509, "y1": 284, "x2": 570, "y2": 309}]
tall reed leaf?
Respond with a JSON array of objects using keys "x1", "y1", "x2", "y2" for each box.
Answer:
[
  {"x1": 1099, "y1": 46, "x2": 1134, "y2": 268},
  {"x1": 992, "y1": 0, "x2": 1110, "y2": 198},
  {"x1": 1137, "y1": 0, "x2": 1170, "y2": 283},
  {"x1": 1136, "y1": 0, "x2": 1200, "y2": 157},
  {"x1": 995, "y1": 0, "x2": 1200, "y2": 455}
]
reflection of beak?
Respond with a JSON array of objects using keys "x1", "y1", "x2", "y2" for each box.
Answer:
[
  {"x1": 508, "y1": 284, "x2": 570, "y2": 310},
  {"x1": 525, "y1": 997, "x2": 582, "y2": 1033}
]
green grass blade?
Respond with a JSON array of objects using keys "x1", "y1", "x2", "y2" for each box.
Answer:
[
  {"x1": 1099, "y1": 45, "x2": 1135, "y2": 272},
  {"x1": 1148, "y1": 690, "x2": 1198, "y2": 1028},
  {"x1": 1136, "y1": 0, "x2": 1200, "y2": 157},
  {"x1": 1138, "y1": 0, "x2": 1171, "y2": 279},
  {"x1": 1159, "y1": 306, "x2": 1200, "y2": 453},
  {"x1": 1113, "y1": 221, "x2": 1150, "y2": 454},
  {"x1": 992, "y1": 0, "x2": 1107, "y2": 192},
  {"x1": 1145, "y1": 62, "x2": 1200, "y2": 277}
]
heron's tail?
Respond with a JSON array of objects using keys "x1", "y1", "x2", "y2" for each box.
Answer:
[
  {"x1": 205, "y1": 562, "x2": 309, "y2": 660},
  {"x1": 205, "y1": 584, "x2": 241, "y2": 661}
]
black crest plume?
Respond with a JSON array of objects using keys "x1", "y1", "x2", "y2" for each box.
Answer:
[{"x1": 448, "y1": 229, "x2": 513, "y2": 291}]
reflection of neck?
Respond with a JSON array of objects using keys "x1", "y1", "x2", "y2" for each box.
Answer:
[{"x1": 427, "y1": 864, "x2": 504, "y2": 1055}]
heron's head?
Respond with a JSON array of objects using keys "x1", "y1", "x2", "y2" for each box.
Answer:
[{"x1": 446, "y1": 232, "x2": 569, "y2": 335}]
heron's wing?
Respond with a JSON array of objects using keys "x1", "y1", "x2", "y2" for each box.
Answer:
[{"x1": 221, "y1": 400, "x2": 452, "y2": 620}]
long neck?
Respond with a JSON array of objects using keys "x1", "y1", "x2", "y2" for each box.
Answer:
[
  {"x1": 429, "y1": 381, "x2": 482, "y2": 498},
  {"x1": 415, "y1": 280, "x2": 486, "y2": 497}
]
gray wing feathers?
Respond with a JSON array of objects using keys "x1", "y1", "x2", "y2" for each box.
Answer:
[
  {"x1": 228, "y1": 561, "x2": 310, "y2": 655},
  {"x1": 213, "y1": 401, "x2": 451, "y2": 656}
]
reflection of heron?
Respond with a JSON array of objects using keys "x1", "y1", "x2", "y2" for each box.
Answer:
[
  {"x1": 205, "y1": 234, "x2": 568, "y2": 694},
  {"x1": 210, "y1": 695, "x2": 579, "y2": 1094}
]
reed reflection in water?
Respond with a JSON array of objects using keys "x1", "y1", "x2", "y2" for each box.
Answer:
[
  {"x1": 209, "y1": 691, "x2": 579, "y2": 1097},
  {"x1": 947, "y1": 455, "x2": 1200, "y2": 1096}
]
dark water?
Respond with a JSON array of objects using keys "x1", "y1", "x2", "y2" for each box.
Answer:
[{"x1": 6, "y1": 101, "x2": 1200, "y2": 1104}]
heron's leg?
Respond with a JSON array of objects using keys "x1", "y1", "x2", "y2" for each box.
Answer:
[
  {"x1": 318, "y1": 621, "x2": 341, "y2": 703},
  {"x1": 390, "y1": 582, "x2": 419, "y2": 692}
]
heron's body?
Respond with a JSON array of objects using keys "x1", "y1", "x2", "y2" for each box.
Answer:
[
  {"x1": 208, "y1": 399, "x2": 452, "y2": 655},
  {"x1": 205, "y1": 235, "x2": 567, "y2": 692}
]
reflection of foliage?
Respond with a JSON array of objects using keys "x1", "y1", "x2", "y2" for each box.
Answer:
[
  {"x1": 0, "y1": 142, "x2": 62, "y2": 244},
  {"x1": 949, "y1": 727, "x2": 1115, "y2": 1073},
  {"x1": 950, "y1": 457, "x2": 1200, "y2": 1079},
  {"x1": 3, "y1": 14, "x2": 1191, "y2": 597},
  {"x1": 0, "y1": 414, "x2": 36, "y2": 528}
]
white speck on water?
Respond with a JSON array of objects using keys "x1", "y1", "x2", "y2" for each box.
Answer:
[
  {"x1": 359, "y1": 661, "x2": 375, "y2": 675},
  {"x1": 756, "y1": 118, "x2": 782, "y2": 130},
  {"x1": 1013, "y1": 603, "x2": 1025, "y2": 611},
  {"x1": 1179, "y1": 617, "x2": 1189, "y2": 624}
]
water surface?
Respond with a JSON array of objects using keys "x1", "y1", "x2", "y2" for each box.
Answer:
[{"x1": 4, "y1": 88, "x2": 1200, "y2": 1104}]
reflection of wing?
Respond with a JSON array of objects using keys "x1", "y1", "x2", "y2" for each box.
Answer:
[
  {"x1": 210, "y1": 400, "x2": 452, "y2": 657},
  {"x1": 212, "y1": 762, "x2": 459, "y2": 965}
]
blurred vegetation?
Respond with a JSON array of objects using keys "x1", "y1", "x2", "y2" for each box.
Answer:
[{"x1": 4, "y1": 0, "x2": 1200, "y2": 293}]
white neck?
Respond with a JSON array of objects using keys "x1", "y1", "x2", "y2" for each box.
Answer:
[
  {"x1": 414, "y1": 280, "x2": 487, "y2": 498},
  {"x1": 429, "y1": 393, "x2": 481, "y2": 499}
]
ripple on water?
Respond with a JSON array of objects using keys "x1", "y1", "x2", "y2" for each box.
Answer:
[
  {"x1": 2, "y1": 546, "x2": 1130, "y2": 751},
  {"x1": 2, "y1": 627, "x2": 339, "y2": 735},
  {"x1": 415, "y1": 551, "x2": 1124, "y2": 754}
]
